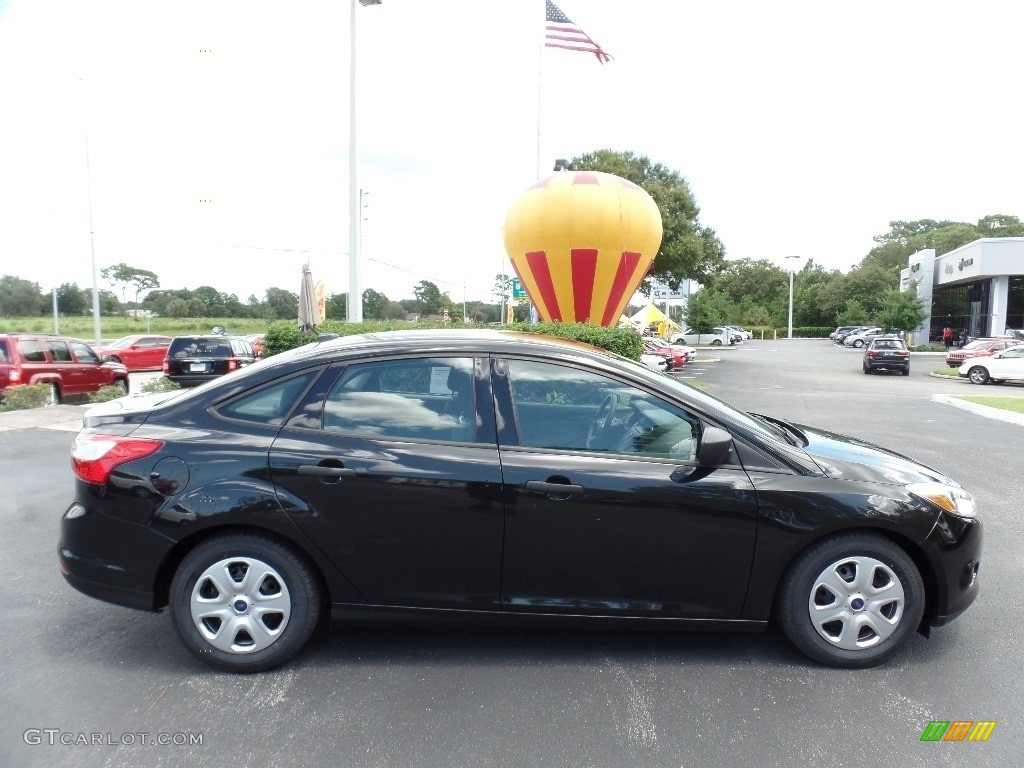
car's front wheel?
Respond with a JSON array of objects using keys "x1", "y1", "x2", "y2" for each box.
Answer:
[
  {"x1": 967, "y1": 366, "x2": 990, "y2": 385},
  {"x1": 711, "y1": 339, "x2": 722, "y2": 346},
  {"x1": 170, "y1": 534, "x2": 321, "y2": 672},
  {"x1": 776, "y1": 533, "x2": 924, "y2": 668}
]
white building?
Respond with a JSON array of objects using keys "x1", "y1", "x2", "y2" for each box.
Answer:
[{"x1": 900, "y1": 238, "x2": 1024, "y2": 341}]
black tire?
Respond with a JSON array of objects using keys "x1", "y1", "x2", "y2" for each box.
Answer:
[
  {"x1": 901, "y1": 368, "x2": 910, "y2": 376},
  {"x1": 775, "y1": 532, "x2": 924, "y2": 668},
  {"x1": 711, "y1": 339, "x2": 722, "y2": 346},
  {"x1": 113, "y1": 379, "x2": 129, "y2": 396},
  {"x1": 852, "y1": 339, "x2": 864, "y2": 348},
  {"x1": 967, "y1": 366, "x2": 989, "y2": 385},
  {"x1": 863, "y1": 364, "x2": 871, "y2": 374},
  {"x1": 45, "y1": 383, "x2": 61, "y2": 407},
  {"x1": 170, "y1": 534, "x2": 321, "y2": 672}
]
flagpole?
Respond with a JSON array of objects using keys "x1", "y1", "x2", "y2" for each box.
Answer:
[{"x1": 535, "y1": 0, "x2": 545, "y2": 179}]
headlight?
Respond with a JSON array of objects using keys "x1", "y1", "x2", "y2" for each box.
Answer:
[{"x1": 908, "y1": 482, "x2": 976, "y2": 519}]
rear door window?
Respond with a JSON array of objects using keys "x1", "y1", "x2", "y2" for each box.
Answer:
[{"x1": 47, "y1": 341, "x2": 73, "y2": 362}]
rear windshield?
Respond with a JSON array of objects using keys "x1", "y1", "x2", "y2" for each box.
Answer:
[{"x1": 169, "y1": 338, "x2": 234, "y2": 358}]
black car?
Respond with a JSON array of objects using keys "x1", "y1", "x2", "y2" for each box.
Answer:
[
  {"x1": 863, "y1": 338, "x2": 911, "y2": 375},
  {"x1": 162, "y1": 335, "x2": 256, "y2": 387},
  {"x1": 60, "y1": 330, "x2": 980, "y2": 672}
]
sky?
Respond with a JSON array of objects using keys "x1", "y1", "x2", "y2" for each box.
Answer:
[{"x1": 1, "y1": 0, "x2": 1022, "y2": 308}]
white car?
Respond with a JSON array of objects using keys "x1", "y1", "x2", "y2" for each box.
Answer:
[
  {"x1": 669, "y1": 327, "x2": 733, "y2": 346},
  {"x1": 843, "y1": 327, "x2": 883, "y2": 348},
  {"x1": 640, "y1": 353, "x2": 670, "y2": 372},
  {"x1": 959, "y1": 345, "x2": 1024, "y2": 384}
]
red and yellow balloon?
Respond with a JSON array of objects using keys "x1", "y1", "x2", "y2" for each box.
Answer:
[{"x1": 503, "y1": 170, "x2": 663, "y2": 326}]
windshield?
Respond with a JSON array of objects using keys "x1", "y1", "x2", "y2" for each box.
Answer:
[
  {"x1": 107, "y1": 337, "x2": 136, "y2": 349},
  {"x1": 961, "y1": 341, "x2": 990, "y2": 351}
]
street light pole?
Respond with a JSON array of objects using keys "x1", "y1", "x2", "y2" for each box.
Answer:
[
  {"x1": 786, "y1": 255, "x2": 800, "y2": 340},
  {"x1": 347, "y1": 0, "x2": 381, "y2": 323}
]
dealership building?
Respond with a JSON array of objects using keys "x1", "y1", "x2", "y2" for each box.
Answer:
[{"x1": 900, "y1": 238, "x2": 1024, "y2": 342}]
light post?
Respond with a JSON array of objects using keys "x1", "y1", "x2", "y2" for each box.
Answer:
[
  {"x1": 786, "y1": 255, "x2": 801, "y2": 339},
  {"x1": 347, "y1": 0, "x2": 382, "y2": 323}
]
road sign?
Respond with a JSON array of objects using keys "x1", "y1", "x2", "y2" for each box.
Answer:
[{"x1": 511, "y1": 278, "x2": 527, "y2": 299}]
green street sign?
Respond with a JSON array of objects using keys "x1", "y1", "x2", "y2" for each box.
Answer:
[{"x1": 511, "y1": 278, "x2": 527, "y2": 299}]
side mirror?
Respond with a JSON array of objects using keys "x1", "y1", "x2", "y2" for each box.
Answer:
[{"x1": 698, "y1": 426, "x2": 734, "y2": 467}]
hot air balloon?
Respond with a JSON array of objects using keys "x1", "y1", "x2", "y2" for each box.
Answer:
[{"x1": 503, "y1": 170, "x2": 663, "y2": 326}]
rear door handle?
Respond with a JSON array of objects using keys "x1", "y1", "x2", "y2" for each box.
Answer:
[
  {"x1": 525, "y1": 480, "x2": 584, "y2": 495},
  {"x1": 297, "y1": 465, "x2": 357, "y2": 479}
]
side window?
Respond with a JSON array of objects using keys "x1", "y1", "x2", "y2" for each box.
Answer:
[
  {"x1": 217, "y1": 372, "x2": 318, "y2": 426},
  {"x1": 47, "y1": 341, "x2": 72, "y2": 362},
  {"x1": 323, "y1": 357, "x2": 476, "y2": 443},
  {"x1": 18, "y1": 339, "x2": 46, "y2": 362},
  {"x1": 68, "y1": 342, "x2": 99, "y2": 364},
  {"x1": 506, "y1": 360, "x2": 702, "y2": 459}
]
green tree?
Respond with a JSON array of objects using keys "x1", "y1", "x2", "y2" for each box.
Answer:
[
  {"x1": 413, "y1": 280, "x2": 443, "y2": 315},
  {"x1": 56, "y1": 282, "x2": 89, "y2": 315},
  {"x1": 836, "y1": 299, "x2": 870, "y2": 326},
  {"x1": 166, "y1": 298, "x2": 191, "y2": 318},
  {"x1": 264, "y1": 287, "x2": 299, "y2": 320},
  {"x1": 362, "y1": 288, "x2": 389, "y2": 320},
  {"x1": 326, "y1": 292, "x2": 347, "y2": 320},
  {"x1": 682, "y1": 289, "x2": 727, "y2": 341},
  {"x1": 569, "y1": 149, "x2": 726, "y2": 285},
  {"x1": 100, "y1": 263, "x2": 159, "y2": 314},
  {"x1": 875, "y1": 283, "x2": 929, "y2": 333},
  {"x1": 0, "y1": 275, "x2": 43, "y2": 316}
]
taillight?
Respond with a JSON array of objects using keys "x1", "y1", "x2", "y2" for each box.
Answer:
[
  {"x1": 227, "y1": 358, "x2": 239, "y2": 371},
  {"x1": 162, "y1": 359, "x2": 169, "y2": 373},
  {"x1": 8, "y1": 368, "x2": 20, "y2": 382},
  {"x1": 72, "y1": 434, "x2": 164, "y2": 484},
  {"x1": 867, "y1": 350, "x2": 878, "y2": 357},
  {"x1": 897, "y1": 351, "x2": 909, "y2": 357}
]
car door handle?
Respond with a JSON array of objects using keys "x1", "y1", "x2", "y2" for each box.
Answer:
[
  {"x1": 297, "y1": 464, "x2": 357, "y2": 479},
  {"x1": 525, "y1": 480, "x2": 584, "y2": 495}
]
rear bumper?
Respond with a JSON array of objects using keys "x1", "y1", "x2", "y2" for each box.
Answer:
[{"x1": 167, "y1": 374, "x2": 221, "y2": 387}]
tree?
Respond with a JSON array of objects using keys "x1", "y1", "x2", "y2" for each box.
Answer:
[
  {"x1": 362, "y1": 288, "x2": 389, "y2": 320},
  {"x1": 100, "y1": 263, "x2": 159, "y2": 315},
  {"x1": 569, "y1": 149, "x2": 726, "y2": 286},
  {"x1": 682, "y1": 288, "x2": 727, "y2": 342},
  {"x1": 836, "y1": 299, "x2": 870, "y2": 326},
  {"x1": 875, "y1": 283, "x2": 929, "y2": 334},
  {"x1": 0, "y1": 275, "x2": 43, "y2": 316},
  {"x1": 56, "y1": 282, "x2": 89, "y2": 315},
  {"x1": 264, "y1": 287, "x2": 299, "y2": 320},
  {"x1": 412, "y1": 280, "x2": 443, "y2": 315},
  {"x1": 166, "y1": 298, "x2": 191, "y2": 318},
  {"x1": 326, "y1": 292, "x2": 347, "y2": 320}
]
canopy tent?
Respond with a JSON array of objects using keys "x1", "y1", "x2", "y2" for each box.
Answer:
[{"x1": 630, "y1": 303, "x2": 680, "y2": 337}]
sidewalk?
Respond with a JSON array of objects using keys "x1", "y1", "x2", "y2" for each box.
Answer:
[{"x1": 0, "y1": 405, "x2": 86, "y2": 433}]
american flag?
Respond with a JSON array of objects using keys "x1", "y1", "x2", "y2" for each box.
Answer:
[{"x1": 545, "y1": 0, "x2": 612, "y2": 64}]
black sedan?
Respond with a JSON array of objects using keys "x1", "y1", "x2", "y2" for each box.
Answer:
[{"x1": 60, "y1": 330, "x2": 981, "y2": 672}]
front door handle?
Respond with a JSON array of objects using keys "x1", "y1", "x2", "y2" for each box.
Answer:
[
  {"x1": 297, "y1": 464, "x2": 357, "y2": 479},
  {"x1": 525, "y1": 480, "x2": 584, "y2": 496}
]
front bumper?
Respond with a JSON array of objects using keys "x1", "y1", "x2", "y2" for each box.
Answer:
[{"x1": 925, "y1": 513, "x2": 982, "y2": 628}]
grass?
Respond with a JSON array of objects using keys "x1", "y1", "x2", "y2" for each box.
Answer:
[
  {"x1": 955, "y1": 396, "x2": 1024, "y2": 414},
  {"x1": 933, "y1": 367, "x2": 961, "y2": 377},
  {"x1": 0, "y1": 316, "x2": 272, "y2": 338}
]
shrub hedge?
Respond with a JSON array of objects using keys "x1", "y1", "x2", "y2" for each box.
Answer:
[
  {"x1": 0, "y1": 383, "x2": 50, "y2": 411},
  {"x1": 262, "y1": 320, "x2": 643, "y2": 360}
]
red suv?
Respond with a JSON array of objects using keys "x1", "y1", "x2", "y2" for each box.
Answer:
[
  {"x1": 0, "y1": 334, "x2": 130, "y2": 405},
  {"x1": 945, "y1": 338, "x2": 1023, "y2": 368}
]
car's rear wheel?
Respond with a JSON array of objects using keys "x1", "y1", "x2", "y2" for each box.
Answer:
[
  {"x1": 110, "y1": 356, "x2": 122, "y2": 364},
  {"x1": 711, "y1": 339, "x2": 722, "y2": 346},
  {"x1": 967, "y1": 366, "x2": 990, "y2": 385},
  {"x1": 853, "y1": 340, "x2": 865, "y2": 348},
  {"x1": 170, "y1": 534, "x2": 320, "y2": 672},
  {"x1": 44, "y1": 383, "x2": 60, "y2": 407},
  {"x1": 863, "y1": 364, "x2": 871, "y2": 374},
  {"x1": 776, "y1": 532, "x2": 924, "y2": 668}
]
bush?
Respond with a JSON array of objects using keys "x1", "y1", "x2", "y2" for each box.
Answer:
[
  {"x1": 773, "y1": 326, "x2": 834, "y2": 338},
  {"x1": 262, "y1": 320, "x2": 644, "y2": 360},
  {"x1": 909, "y1": 344, "x2": 947, "y2": 352},
  {"x1": 88, "y1": 384, "x2": 129, "y2": 403},
  {"x1": 140, "y1": 376, "x2": 182, "y2": 393},
  {"x1": 0, "y1": 383, "x2": 51, "y2": 411}
]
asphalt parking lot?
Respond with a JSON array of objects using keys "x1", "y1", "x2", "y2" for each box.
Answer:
[{"x1": 1, "y1": 339, "x2": 1020, "y2": 767}]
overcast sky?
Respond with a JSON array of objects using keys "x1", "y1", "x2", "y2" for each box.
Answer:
[{"x1": 1, "y1": 0, "x2": 1022, "y2": 307}]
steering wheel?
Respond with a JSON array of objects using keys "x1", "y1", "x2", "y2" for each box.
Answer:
[{"x1": 586, "y1": 394, "x2": 620, "y2": 450}]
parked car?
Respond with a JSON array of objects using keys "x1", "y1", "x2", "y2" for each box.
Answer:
[
  {"x1": 843, "y1": 328, "x2": 883, "y2": 348},
  {"x1": 862, "y1": 338, "x2": 910, "y2": 375},
  {"x1": 640, "y1": 352, "x2": 670, "y2": 372},
  {"x1": 93, "y1": 335, "x2": 172, "y2": 371},
  {"x1": 163, "y1": 335, "x2": 257, "y2": 387},
  {"x1": 945, "y1": 338, "x2": 1023, "y2": 369},
  {"x1": 669, "y1": 327, "x2": 734, "y2": 346},
  {"x1": 643, "y1": 338, "x2": 688, "y2": 369},
  {"x1": 834, "y1": 326, "x2": 872, "y2": 345},
  {"x1": 245, "y1": 334, "x2": 266, "y2": 358},
  {"x1": 720, "y1": 326, "x2": 745, "y2": 344},
  {"x1": 0, "y1": 333, "x2": 129, "y2": 405},
  {"x1": 830, "y1": 326, "x2": 859, "y2": 341},
  {"x1": 61, "y1": 330, "x2": 981, "y2": 672},
  {"x1": 959, "y1": 344, "x2": 1024, "y2": 384}
]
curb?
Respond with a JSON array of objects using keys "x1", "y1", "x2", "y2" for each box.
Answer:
[{"x1": 932, "y1": 394, "x2": 1024, "y2": 427}]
